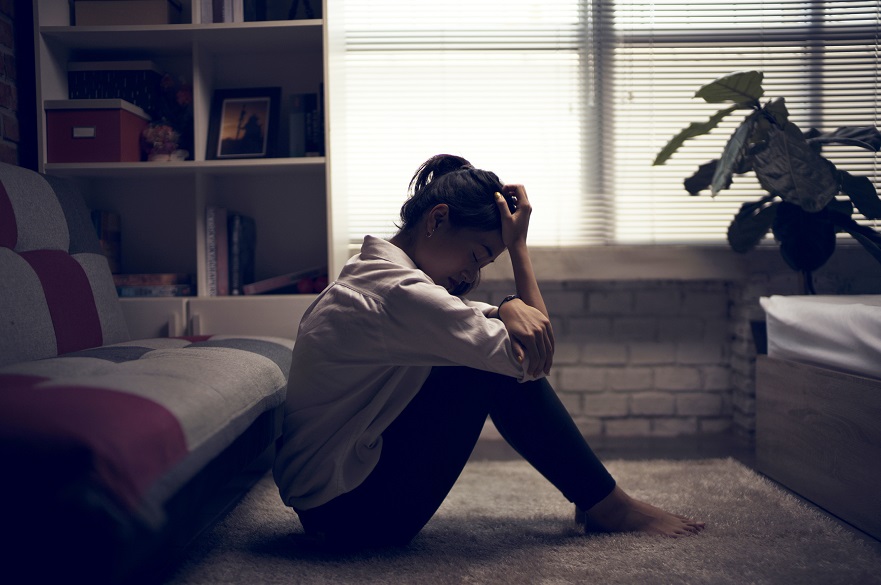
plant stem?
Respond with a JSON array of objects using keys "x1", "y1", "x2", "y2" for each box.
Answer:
[{"x1": 802, "y1": 270, "x2": 816, "y2": 295}]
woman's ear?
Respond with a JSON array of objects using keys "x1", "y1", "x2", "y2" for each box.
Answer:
[{"x1": 425, "y1": 204, "x2": 449, "y2": 236}]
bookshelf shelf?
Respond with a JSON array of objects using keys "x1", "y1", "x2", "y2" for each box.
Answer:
[
  {"x1": 44, "y1": 157, "x2": 327, "y2": 178},
  {"x1": 34, "y1": 1, "x2": 343, "y2": 339}
]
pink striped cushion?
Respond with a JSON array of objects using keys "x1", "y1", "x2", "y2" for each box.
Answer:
[{"x1": 0, "y1": 163, "x2": 129, "y2": 366}]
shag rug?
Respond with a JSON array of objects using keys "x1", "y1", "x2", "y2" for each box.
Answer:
[{"x1": 164, "y1": 458, "x2": 881, "y2": 584}]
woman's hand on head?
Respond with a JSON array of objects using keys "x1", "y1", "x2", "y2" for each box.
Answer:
[
  {"x1": 495, "y1": 185, "x2": 532, "y2": 250},
  {"x1": 498, "y1": 298, "x2": 554, "y2": 377}
]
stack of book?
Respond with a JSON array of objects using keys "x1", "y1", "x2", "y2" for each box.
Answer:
[
  {"x1": 206, "y1": 205, "x2": 327, "y2": 296},
  {"x1": 201, "y1": 0, "x2": 320, "y2": 23},
  {"x1": 114, "y1": 273, "x2": 193, "y2": 297}
]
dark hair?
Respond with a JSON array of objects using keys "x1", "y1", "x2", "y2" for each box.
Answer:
[{"x1": 397, "y1": 154, "x2": 512, "y2": 233}]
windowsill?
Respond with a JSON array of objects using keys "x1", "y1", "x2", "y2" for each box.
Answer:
[
  {"x1": 479, "y1": 244, "x2": 748, "y2": 281},
  {"x1": 346, "y1": 241, "x2": 873, "y2": 282}
]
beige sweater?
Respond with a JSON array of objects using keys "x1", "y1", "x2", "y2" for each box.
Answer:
[{"x1": 273, "y1": 236, "x2": 536, "y2": 510}]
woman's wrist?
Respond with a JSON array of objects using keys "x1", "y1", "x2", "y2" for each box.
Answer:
[{"x1": 497, "y1": 294, "x2": 520, "y2": 322}]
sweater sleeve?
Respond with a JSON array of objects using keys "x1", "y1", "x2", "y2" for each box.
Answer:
[{"x1": 379, "y1": 275, "x2": 540, "y2": 382}]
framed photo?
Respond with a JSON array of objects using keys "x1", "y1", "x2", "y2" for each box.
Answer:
[{"x1": 207, "y1": 87, "x2": 281, "y2": 160}]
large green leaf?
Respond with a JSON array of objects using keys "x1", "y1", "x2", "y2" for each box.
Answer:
[
  {"x1": 840, "y1": 171, "x2": 881, "y2": 220},
  {"x1": 695, "y1": 70, "x2": 764, "y2": 104},
  {"x1": 807, "y1": 126, "x2": 881, "y2": 152},
  {"x1": 653, "y1": 106, "x2": 738, "y2": 166},
  {"x1": 828, "y1": 213, "x2": 881, "y2": 267},
  {"x1": 684, "y1": 160, "x2": 717, "y2": 195},
  {"x1": 752, "y1": 121, "x2": 840, "y2": 212},
  {"x1": 711, "y1": 111, "x2": 759, "y2": 195},
  {"x1": 727, "y1": 196, "x2": 779, "y2": 253}
]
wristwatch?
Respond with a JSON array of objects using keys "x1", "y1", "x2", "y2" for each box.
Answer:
[{"x1": 498, "y1": 294, "x2": 520, "y2": 314}]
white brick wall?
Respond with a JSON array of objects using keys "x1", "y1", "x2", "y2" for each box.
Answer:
[{"x1": 475, "y1": 247, "x2": 880, "y2": 444}]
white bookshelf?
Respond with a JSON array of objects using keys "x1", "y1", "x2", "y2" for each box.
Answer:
[{"x1": 33, "y1": 0, "x2": 349, "y2": 338}]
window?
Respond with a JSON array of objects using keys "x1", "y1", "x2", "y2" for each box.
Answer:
[{"x1": 340, "y1": 1, "x2": 880, "y2": 246}]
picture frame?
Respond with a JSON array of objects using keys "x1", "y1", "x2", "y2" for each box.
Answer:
[{"x1": 206, "y1": 87, "x2": 281, "y2": 160}]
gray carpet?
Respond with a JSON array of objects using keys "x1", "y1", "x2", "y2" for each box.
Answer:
[{"x1": 165, "y1": 458, "x2": 881, "y2": 584}]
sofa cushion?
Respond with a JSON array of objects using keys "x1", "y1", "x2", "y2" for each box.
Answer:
[
  {"x1": 0, "y1": 164, "x2": 130, "y2": 367},
  {"x1": 0, "y1": 334, "x2": 293, "y2": 524}
]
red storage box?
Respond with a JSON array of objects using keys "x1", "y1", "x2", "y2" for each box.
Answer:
[{"x1": 45, "y1": 99, "x2": 150, "y2": 163}]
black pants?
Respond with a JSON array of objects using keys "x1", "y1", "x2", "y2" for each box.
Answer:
[{"x1": 296, "y1": 367, "x2": 616, "y2": 550}]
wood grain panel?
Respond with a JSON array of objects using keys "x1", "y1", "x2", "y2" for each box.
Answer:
[{"x1": 756, "y1": 356, "x2": 881, "y2": 540}]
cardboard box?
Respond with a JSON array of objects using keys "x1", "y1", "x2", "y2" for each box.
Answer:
[
  {"x1": 45, "y1": 99, "x2": 150, "y2": 163},
  {"x1": 74, "y1": 0, "x2": 183, "y2": 26}
]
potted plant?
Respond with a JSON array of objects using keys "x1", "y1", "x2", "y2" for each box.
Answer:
[{"x1": 653, "y1": 70, "x2": 881, "y2": 294}]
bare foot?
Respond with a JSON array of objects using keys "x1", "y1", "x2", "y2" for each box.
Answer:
[{"x1": 579, "y1": 486, "x2": 705, "y2": 538}]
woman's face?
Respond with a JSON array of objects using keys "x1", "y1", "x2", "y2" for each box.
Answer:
[{"x1": 416, "y1": 205, "x2": 505, "y2": 294}]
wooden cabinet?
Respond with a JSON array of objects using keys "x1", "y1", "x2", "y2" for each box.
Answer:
[{"x1": 33, "y1": 0, "x2": 348, "y2": 338}]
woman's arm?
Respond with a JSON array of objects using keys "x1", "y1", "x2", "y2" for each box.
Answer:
[{"x1": 494, "y1": 186, "x2": 555, "y2": 377}]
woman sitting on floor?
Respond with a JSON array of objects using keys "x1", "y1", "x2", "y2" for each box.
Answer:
[{"x1": 273, "y1": 154, "x2": 705, "y2": 549}]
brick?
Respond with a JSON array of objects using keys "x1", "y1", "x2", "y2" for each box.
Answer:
[
  {"x1": 683, "y1": 291, "x2": 730, "y2": 318},
  {"x1": 3, "y1": 52, "x2": 14, "y2": 82},
  {"x1": 655, "y1": 366, "x2": 701, "y2": 391},
  {"x1": 676, "y1": 342, "x2": 724, "y2": 365},
  {"x1": 656, "y1": 317, "x2": 703, "y2": 342},
  {"x1": 700, "y1": 418, "x2": 733, "y2": 433},
  {"x1": 0, "y1": 0, "x2": 14, "y2": 19},
  {"x1": 676, "y1": 393, "x2": 723, "y2": 416},
  {"x1": 553, "y1": 341, "x2": 582, "y2": 365},
  {"x1": 631, "y1": 392, "x2": 676, "y2": 416},
  {"x1": 543, "y1": 290, "x2": 585, "y2": 315},
  {"x1": 612, "y1": 317, "x2": 657, "y2": 342},
  {"x1": 651, "y1": 417, "x2": 698, "y2": 436},
  {"x1": 633, "y1": 289, "x2": 682, "y2": 316},
  {"x1": 0, "y1": 140, "x2": 15, "y2": 164},
  {"x1": 732, "y1": 392, "x2": 755, "y2": 414},
  {"x1": 584, "y1": 392, "x2": 629, "y2": 417},
  {"x1": 607, "y1": 367, "x2": 653, "y2": 391},
  {"x1": 580, "y1": 343, "x2": 627, "y2": 365},
  {"x1": 2, "y1": 111, "x2": 17, "y2": 142},
  {"x1": 704, "y1": 318, "x2": 733, "y2": 343},
  {"x1": 587, "y1": 291, "x2": 633, "y2": 314},
  {"x1": 629, "y1": 342, "x2": 675, "y2": 365},
  {"x1": 701, "y1": 365, "x2": 731, "y2": 390},
  {"x1": 567, "y1": 317, "x2": 612, "y2": 339},
  {"x1": 557, "y1": 391, "x2": 582, "y2": 414},
  {"x1": 573, "y1": 416, "x2": 603, "y2": 437},
  {"x1": 0, "y1": 18, "x2": 11, "y2": 50},
  {"x1": 558, "y1": 366, "x2": 605, "y2": 392},
  {"x1": 734, "y1": 410, "x2": 756, "y2": 432},
  {"x1": 605, "y1": 418, "x2": 651, "y2": 437}
]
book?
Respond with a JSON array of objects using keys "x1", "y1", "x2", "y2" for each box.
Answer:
[
  {"x1": 243, "y1": 266, "x2": 326, "y2": 295},
  {"x1": 228, "y1": 213, "x2": 256, "y2": 295},
  {"x1": 288, "y1": 93, "x2": 308, "y2": 157},
  {"x1": 117, "y1": 284, "x2": 193, "y2": 297},
  {"x1": 289, "y1": 93, "x2": 321, "y2": 157},
  {"x1": 201, "y1": 0, "x2": 213, "y2": 23},
  {"x1": 113, "y1": 273, "x2": 191, "y2": 286},
  {"x1": 91, "y1": 209, "x2": 122, "y2": 274},
  {"x1": 205, "y1": 205, "x2": 229, "y2": 296}
]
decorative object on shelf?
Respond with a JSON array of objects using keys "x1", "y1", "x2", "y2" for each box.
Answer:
[
  {"x1": 143, "y1": 73, "x2": 193, "y2": 160},
  {"x1": 207, "y1": 87, "x2": 281, "y2": 160},
  {"x1": 654, "y1": 70, "x2": 881, "y2": 293},
  {"x1": 45, "y1": 99, "x2": 150, "y2": 163},
  {"x1": 141, "y1": 123, "x2": 188, "y2": 161}
]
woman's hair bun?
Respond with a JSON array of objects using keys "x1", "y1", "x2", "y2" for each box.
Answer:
[{"x1": 409, "y1": 154, "x2": 473, "y2": 197}]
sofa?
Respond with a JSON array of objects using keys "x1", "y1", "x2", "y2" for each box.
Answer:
[{"x1": 0, "y1": 162, "x2": 294, "y2": 584}]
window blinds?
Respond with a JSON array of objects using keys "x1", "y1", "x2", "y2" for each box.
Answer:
[
  {"x1": 607, "y1": 0, "x2": 880, "y2": 243},
  {"x1": 339, "y1": 1, "x2": 591, "y2": 245},
  {"x1": 340, "y1": 1, "x2": 880, "y2": 246}
]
